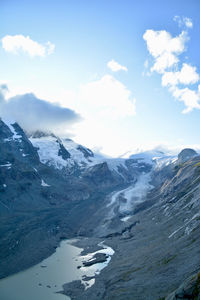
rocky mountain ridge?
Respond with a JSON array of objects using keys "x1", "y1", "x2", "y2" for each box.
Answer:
[{"x1": 0, "y1": 118, "x2": 200, "y2": 299}]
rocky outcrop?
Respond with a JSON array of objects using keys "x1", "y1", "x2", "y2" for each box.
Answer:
[
  {"x1": 166, "y1": 272, "x2": 200, "y2": 300},
  {"x1": 178, "y1": 148, "x2": 197, "y2": 163},
  {"x1": 82, "y1": 252, "x2": 108, "y2": 267},
  {"x1": 82, "y1": 162, "x2": 123, "y2": 188},
  {"x1": 57, "y1": 141, "x2": 71, "y2": 159},
  {"x1": 77, "y1": 145, "x2": 94, "y2": 158}
]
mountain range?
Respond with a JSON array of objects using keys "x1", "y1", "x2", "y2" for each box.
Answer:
[{"x1": 0, "y1": 117, "x2": 200, "y2": 299}]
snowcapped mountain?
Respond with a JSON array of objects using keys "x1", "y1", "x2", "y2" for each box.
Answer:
[
  {"x1": 129, "y1": 149, "x2": 177, "y2": 168},
  {"x1": 1, "y1": 117, "x2": 180, "y2": 182},
  {"x1": 29, "y1": 131, "x2": 154, "y2": 181},
  {"x1": 29, "y1": 132, "x2": 100, "y2": 171}
]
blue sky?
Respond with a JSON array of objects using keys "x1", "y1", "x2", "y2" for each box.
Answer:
[{"x1": 0, "y1": 0, "x2": 200, "y2": 156}]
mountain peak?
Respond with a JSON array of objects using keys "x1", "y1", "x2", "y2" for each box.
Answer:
[
  {"x1": 178, "y1": 148, "x2": 198, "y2": 163},
  {"x1": 29, "y1": 130, "x2": 56, "y2": 139}
]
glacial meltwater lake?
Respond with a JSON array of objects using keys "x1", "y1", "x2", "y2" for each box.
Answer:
[{"x1": 0, "y1": 239, "x2": 114, "y2": 300}]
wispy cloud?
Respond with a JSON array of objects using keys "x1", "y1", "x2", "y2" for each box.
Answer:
[
  {"x1": 1, "y1": 35, "x2": 55, "y2": 57},
  {"x1": 0, "y1": 84, "x2": 80, "y2": 133},
  {"x1": 143, "y1": 18, "x2": 200, "y2": 113},
  {"x1": 107, "y1": 59, "x2": 128, "y2": 72},
  {"x1": 173, "y1": 16, "x2": 193, "y2": 29}
]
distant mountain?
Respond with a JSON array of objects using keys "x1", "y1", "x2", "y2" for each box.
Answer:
[
  {"x1": 178, "y1": 148, "x2": 198, "y2": 163},
  {"x1": 28, "y1": 129, "x2": 154, "y2": 182}
]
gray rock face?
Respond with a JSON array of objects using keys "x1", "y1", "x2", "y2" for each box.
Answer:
[
  {"x1": 178, "y1": 148, "x2": 198, "y2": 163},
  {"x1": 166, "y1": 272, "x2": 200, "y2": 300},
  {"x1": 82, "y1": 162, "x2": 123, "y2": 188},
  {"x1": 57, "y1": 140, "x2": 71, "y2": 159},
  {"x1": 77, "y1": 145, "x2": 94, "y2": 158}
]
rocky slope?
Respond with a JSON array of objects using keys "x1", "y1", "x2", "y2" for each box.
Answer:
[
  {"x1": 73, "y1": 152, "x2": 200, "y2": 300},
  {"x1": 165, "y1": 271, "x2": 200, "y2": 300}
]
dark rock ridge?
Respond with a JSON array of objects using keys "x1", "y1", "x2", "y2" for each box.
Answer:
[
  {"x1": 29, "y1": 130, "x2": 56, "y2": 139},
  {"x1": 57, "y1": 140, "x2": 71, "y2": 159},
  {"x1": 77, "y1": 145, "x2": 94, "y2": 158}
]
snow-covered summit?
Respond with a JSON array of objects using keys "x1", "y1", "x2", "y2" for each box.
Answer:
[
  {"x1": 29, "y1": 133, "x2": 105, "y2": 170},
  {"x1": 29, "y1": 132, "x2": 138, "y2": 179},
  {"x1": 129, "y1": 149, "x2": 177, "y2": 169}
]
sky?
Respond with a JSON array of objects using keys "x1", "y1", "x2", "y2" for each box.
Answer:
[{"x1": 0, "y1": 0, "x2": 200, "y2": 157}]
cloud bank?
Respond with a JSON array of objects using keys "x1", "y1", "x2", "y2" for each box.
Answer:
[
  {"x1": 107, "y1": 59, "x2": 128, "y2": 72},
  {"x1": 0, "y1": 85, "x2": 81, "y2": 133},
  {"x1": 143, "y1": 18, "x2": 200, "y2": 113},
  {"x1": 1, "y1": 35, "x2": 55, "y2": 57}
]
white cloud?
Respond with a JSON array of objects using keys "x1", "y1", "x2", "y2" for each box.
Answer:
[
  {"x1": 161, "y1": 71, "x2": 178, "y2": 86},
  {"x1": 178, "y1": 63, "x2": 199, "y2": 84},
  {"x1": 143, "y1": 30, "x2": 188, "y2": 73},
  {"x1": 151, "y1": 52, "x2": 179, "y2": 74},
  {"x1": 162, "y1": 63, "x2": 199, "y2": 86},
  {"x1": 40, "y1": 74, "x2": 135, "y2": 156},
  {"x1": 1, "y1": 35, "x2": 55, "y2": 57},
  {"x1": 1, "y1": 74, "x2": 136, "y2": 156},
  {"x1": 173, "y1": 16, "x2": 193, "y2": 29},
  {"x1": 171, "y1": 86, "x2": 200, "y2": 113},
  {"x1": 78, "y1": 74, "x2": 135, "y2": 118},
  {"x1": 184, "y1": 17, "x2": 193, "y2": 28},
  {"x1": 107, "y1": 59, "x2": 128, "y2": 72},
  {"x1": 144, "y1": 23, "x2": 200, "y2": 113}
]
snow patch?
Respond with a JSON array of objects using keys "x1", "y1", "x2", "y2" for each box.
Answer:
[
  {"x1": 2, "y1": 118, "x2": 22, "y2": 140},
  {"x1": 121, "y1": 215, "x2": 132, "y2": 222},
  {"x1": 79, "y1": 241, "x2": 114, "y2": 289},
  {"x1": 30, "y1": 136, "x2": 69, "y2": 170},
  {"x1": 41, "y1": 179, "x2": 50, "y2": 187},
  {"x1": 0, "y1": 163, "x2": 12, "y2": 168},
  {"x1": 129, "y1": 150, "x2": 177, "y2": 169}
]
